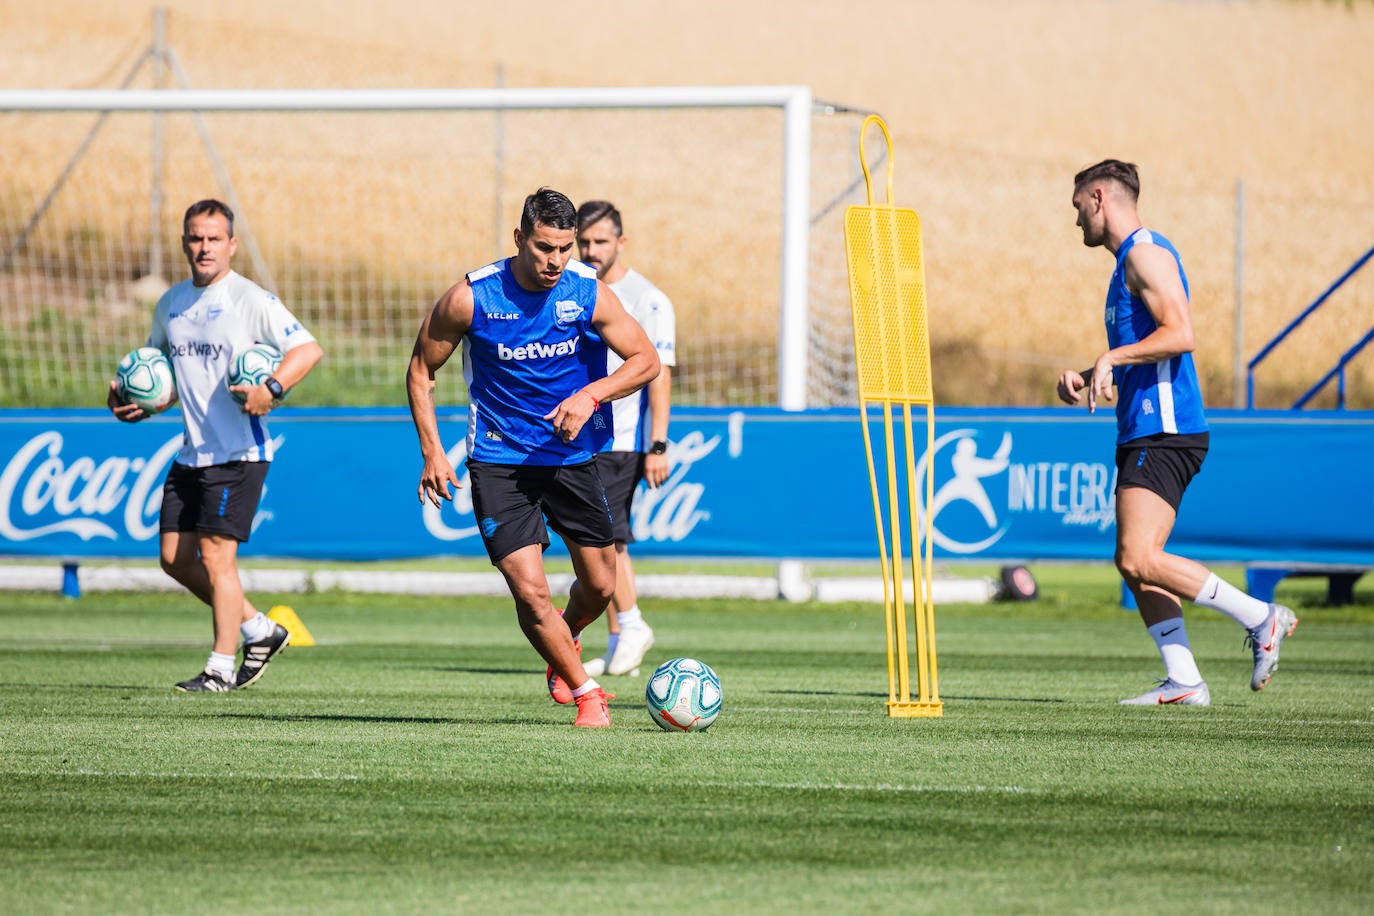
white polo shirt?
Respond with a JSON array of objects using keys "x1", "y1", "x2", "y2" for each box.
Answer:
[
  {"x1": 606, "y1": 268, "x2": 676, "y2": 452},
  {"x1": 148, "y1": 271, "x2": 316, "y2": 466}
]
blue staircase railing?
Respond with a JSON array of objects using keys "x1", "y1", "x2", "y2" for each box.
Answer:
[
  {"x1": 1246, "y1": 244, "x2": 1374, "y2": 409},
  {"x1": 1290, "y1": 326, "x2": 1374, "y2": 409}
]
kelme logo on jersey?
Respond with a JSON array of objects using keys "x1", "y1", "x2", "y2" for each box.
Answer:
[
  {"x1": 496, "y1": 338, "x2": 579, "y2": 361},
  {"x1": 554, "y1": 300, "x2": 583, "y2": 325}
]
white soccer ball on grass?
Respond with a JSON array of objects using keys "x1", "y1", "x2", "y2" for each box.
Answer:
[{"x1": 645, "y1": 657, "x2": 722, "y2": 732}]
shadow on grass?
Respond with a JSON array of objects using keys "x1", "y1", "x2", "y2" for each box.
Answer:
[
  {"x1": 937, "y1": 694, "x2": 1067, "y2": 704},
  {"x1": 0, "y1": 682, "x2": 158, "y2": 691},
  {"x1": 431, "y1": 666, "x2": 534, "y2": 676},
  {"x1": 768, "y1": 688, "x2": 1066, "y2": 704},
  {"x1": 216, "y1": 711, "x2": 540, "y2": 725}
]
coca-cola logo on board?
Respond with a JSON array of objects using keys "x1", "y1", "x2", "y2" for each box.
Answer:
[{"x1": 0, "y1": 432, "x2": 183, "y2": 542}]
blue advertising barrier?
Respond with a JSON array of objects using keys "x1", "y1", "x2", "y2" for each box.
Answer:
[{"x1": 2, "y1": 407, "x2": 1372, "y2": 566}]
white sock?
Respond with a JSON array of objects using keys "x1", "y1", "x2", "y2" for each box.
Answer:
[
  {"x1": 1193, "y1": 573, "x2": 1268, "y2": 630},
  {"x1": 240, "y1": 612, "x2": 274, "y2": 642},
  {"x1": 570, "y1": 678, "x2": 601, "y2": 698},
  {"x1": 207, "y1": 652, "x2": 236, "y2": 679},
  {"x1": 1147, "y1": 619, "x2": 1203, "y2": 686},
  {"x1": 617, "y1": 606, "x2": 645, "y2": 628}
]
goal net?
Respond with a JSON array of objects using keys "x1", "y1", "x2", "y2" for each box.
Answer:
[{"x1": 0, "y1": 88, "x2": 873, "y2": 410}]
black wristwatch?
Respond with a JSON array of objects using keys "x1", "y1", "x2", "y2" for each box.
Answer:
[
  {"x1": 264, "y1": 376, "x2": 285, "y2": 401},
  {"x1": 648, "y1": 440, "x2": 668, "y2": 455}
]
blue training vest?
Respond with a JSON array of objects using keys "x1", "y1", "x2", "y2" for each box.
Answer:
[
  {"x1": 1105, "y1": 228, "x2": 1208, "y2": 444},
  {"x1": 462, "y1": 258, "x2": 610, "y2": 465}
]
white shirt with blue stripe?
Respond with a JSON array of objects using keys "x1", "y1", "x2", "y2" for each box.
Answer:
[
  {"x1": 604, "y1": 268, "x2": 676, "y2": 453},
  {"x1": 149, "y1": 271, "x2": 316, "y2": 466}
]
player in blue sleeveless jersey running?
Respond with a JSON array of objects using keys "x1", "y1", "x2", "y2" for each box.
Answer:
[
  {"x1": 1057, "y1": 160, "x2": 1296, "y2": 706},
  {"x1": 405, "y1": 188, "x2": 660, "y2": 727}
]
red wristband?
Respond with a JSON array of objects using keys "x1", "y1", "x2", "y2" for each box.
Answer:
[{"x1": 586, "y1": 391, "x2": 600, "y2": 411}]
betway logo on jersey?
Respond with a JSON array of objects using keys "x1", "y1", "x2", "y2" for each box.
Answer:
[
  {"x1": 497, "y1": 337, "x2": 579, "y2": 361},
  {"x1": 168, "y1": 341, "x2": 229, "y2": 360}
]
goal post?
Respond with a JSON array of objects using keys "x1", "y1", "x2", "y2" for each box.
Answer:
[{"x1": 0, "y1": 85, "x2": 872, "y2": 410}]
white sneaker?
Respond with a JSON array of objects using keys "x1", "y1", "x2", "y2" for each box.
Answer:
[
  {"x1": 1119, "y1": 677, "x2": 1211, "y2": 706},
  {"x1": 583, "y1": 656, "x2": 608, "y2": 677},
  {"x1": 1246, "y1": 603, "x2": 1298, "y2": 691},
  {"x1": 607, "y1": 622, "x2": 654, "y2": 676}
]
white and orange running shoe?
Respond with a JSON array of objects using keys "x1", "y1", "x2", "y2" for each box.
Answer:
[
  {"x1": 1246, "y1": 603, "x2": 1298, "y2": 691},
  {"x1": 1119, "y1": 677, "x2": 1211, "y2": 707}
]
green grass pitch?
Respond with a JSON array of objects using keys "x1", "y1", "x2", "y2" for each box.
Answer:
[{"x1": 1, "y1": 566, "x2": 1371, "y2": 914}]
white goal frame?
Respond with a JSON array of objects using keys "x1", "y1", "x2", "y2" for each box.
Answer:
[{"x1": 0, "y1": 85, "x2": 816, "y2": 409}]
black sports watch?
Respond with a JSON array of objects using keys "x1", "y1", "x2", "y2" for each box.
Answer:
[
  {"x1": 264, "y1": 376, "x2": 285, "y2": 401},
  {"x1": 648, "y1": 440, "x2": 669, "y2": 455}
]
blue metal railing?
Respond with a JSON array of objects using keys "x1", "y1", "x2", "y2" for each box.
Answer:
[
  {"x1": 1246, "y1": 244, "x2": 1374, "y2": 409},
  {"x1": 1290, "y1": 326, "x2": 1374, "y2": 409}
]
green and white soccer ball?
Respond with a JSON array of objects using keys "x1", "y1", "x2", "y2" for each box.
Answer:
[
  {"x1": 227, "y1": 343, "x2": 284, "y2": 404},
  {"x1": 645, "y1": 657, "x2": 722, "y2": 732},
  {"x1": 115, "y1": 347, "x2": 177, "y2": 413}
]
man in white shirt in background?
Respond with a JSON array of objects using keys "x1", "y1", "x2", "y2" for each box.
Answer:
[
  {"x1": 575, "y1": 200, "x2": 677, "y2": 677},
  {"x1": 109, "y1": 198, "x2": 323, "y2": 692}
]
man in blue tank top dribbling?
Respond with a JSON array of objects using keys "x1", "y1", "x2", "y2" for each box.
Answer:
[
  {"x1": 1057, "y1": 160, "x2": 1297, "y2": 707},
  {"x1": 406, "y1": 188, "x2": 660, "y2": 727}
]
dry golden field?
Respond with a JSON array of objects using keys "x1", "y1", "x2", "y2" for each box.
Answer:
[{"x1": 3, "y1": 0, "x2": 1372, "y2": 407}]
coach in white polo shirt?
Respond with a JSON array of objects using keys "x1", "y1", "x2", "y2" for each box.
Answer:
[{"x1": 108, "y1": 198, "x2": 323, "y2": 693}]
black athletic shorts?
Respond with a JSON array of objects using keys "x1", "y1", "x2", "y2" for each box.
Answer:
[
  {"x1": 467, "y1": 459, "x2": 614, "y2": 564},
  {"x1": 160, "y1": 460, "x2": 270, "y2": 542},
  {"x1": 595, "y1": 450, "x2": 645, "y2": 544},
  {"x1": 1115, "y1": 432, "x2": 1209, "y2": 512}
]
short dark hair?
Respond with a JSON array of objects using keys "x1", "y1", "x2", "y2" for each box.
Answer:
[
  {"x1": 1073, "y1": 159, "x2": 1140, "y2": 201},
  {"x1": 576, "y1": 200, "x2": 623, "y2": 235},
  {"x1": 183, "y1": 199, "x2": 235, "y2": 236},
  {"x1": 520, "y1": 187, "x2": 577, "y2": 235}
]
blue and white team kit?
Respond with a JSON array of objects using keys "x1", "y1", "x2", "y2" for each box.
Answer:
[
  {"x1": 149, "y1": 270, "x2": 317, "y2": 466},
  {"x1": 1104, "y1": 228, "x2": 1208, "y2": 445},
  {"x1": 462, "y1": 257, "x2": 612, "y2": 465}
]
